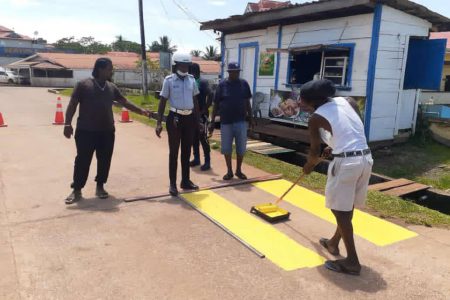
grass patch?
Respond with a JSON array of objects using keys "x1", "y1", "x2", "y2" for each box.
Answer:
[
  {"x1": 59, "y1": 88, "x2": 73, "y2": 97},
  {"x1": 58, "y1": 88, "x2": 450, "y2": 227},
  {"x1": 373, "y1": 139, "x2": 450, "y2": 190},
  {"x1": 211, "y1": 139, "x2": 450, "y2": 228}
]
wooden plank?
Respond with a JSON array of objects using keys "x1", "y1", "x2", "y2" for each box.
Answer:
[
  {"x1": 252, "y1": 122, "x2": 310, "y2": 143},
  {"x1": 123, "y1": 174, "x2": 283, "y2": 202},
  {"x1": 369, "y1": 178, "x2": 414, "y2": 191},
  {"x1": 384, "y1": 183, "x2": 430, "y2": 197}
]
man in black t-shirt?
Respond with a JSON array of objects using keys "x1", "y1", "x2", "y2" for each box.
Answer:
[
  {"x1": 209, "y1": 62, "x2": 254, "y2": 180},
  {"x1": 64, "y1": 58, "x2": 150, "y2": 204},
  {"x1": 189, "y1": 63, "x2": 213, "y2": 171}
]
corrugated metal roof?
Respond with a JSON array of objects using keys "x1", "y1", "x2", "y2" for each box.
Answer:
[
  {"x1": 7, "y1": 52, "x2": 220, "y2": 74},
  {"x1": 201, "y1": 0, "x2": 450, "y2": 33},
  {"x1": 32, "y1": 62, "x2": 65, "y2": 69}
]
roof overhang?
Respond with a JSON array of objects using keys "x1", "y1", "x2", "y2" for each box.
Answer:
[
  {"x1": 267, "y1": 44, "x2": 352, "y2": 53},
  {"x1": 201, "y1": 0, "x2": 450, "y2": 34}
]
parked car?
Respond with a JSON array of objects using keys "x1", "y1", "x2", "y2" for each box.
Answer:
[{"x1": 0, "y1": 68, "x2": 21, "y2": 84}]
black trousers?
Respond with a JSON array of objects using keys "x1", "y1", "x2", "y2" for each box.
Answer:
[
  {"x1": 192, "y1": 115, "x2": 210, "y2": 160},
  {"x1": 72, "y1": 129, "x2": 115, "y2": 190},
  {"x1": 166, "y1": 112, "x2": 194, "y2": 185}
]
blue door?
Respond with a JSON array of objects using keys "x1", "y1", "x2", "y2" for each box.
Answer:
[{"x1": 404, "y1": 39, "x2": 446, "y2": 90}]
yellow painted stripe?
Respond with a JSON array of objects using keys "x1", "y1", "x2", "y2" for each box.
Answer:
[
  {"x1": 183, "y1": 190, "x2": 325, "y2": 271},
  {"x1": 254, "y1": 180, "x2": 417, "y2": 246}
]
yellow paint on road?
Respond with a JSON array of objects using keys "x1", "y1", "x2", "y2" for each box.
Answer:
[
  {"x1": 254, "y1": 180, "x2": 417, "y2": 246},
  {"x1": 183, "y1": 190, "x2": 326, "y2": 271}
]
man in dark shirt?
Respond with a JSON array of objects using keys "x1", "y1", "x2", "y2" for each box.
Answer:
[
  {"x1": 209, "y1": 62, "x2": 254, "y2": 180},
  {"x1": 64, "y1": 58, "x2": 150, "y2": 204},
  {"x1": 189, "y1": 63, "x2": 213, "y2": 171}
]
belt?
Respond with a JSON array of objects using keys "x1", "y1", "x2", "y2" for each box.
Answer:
[
  {"x1": 170, "y1": 107, "x2": 193, "y2": 115},
  {"x1": 333, "y1": 149, "x2": 371, "y2": 158}
]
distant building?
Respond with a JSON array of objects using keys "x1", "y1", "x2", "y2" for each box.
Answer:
[
  {"x1": 0, "y1": 25, "x2": 49, "y2": 67},
  {"x1": 7, "y1": 51, "x2": 220, "y2": 88},
  {"x1": 245, "y1": 0, "x2": 291, "y2": 14}
]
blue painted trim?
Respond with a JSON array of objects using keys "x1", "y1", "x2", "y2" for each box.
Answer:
[
  {"x1": 285, "y1": 83, "x2": 352, "y2": 91},
  {"x1": 238, "y1": 42, "x2": 259, "y2": 95},
  {"x1": 331, "y1": 43, "x2": 355, "y2": 87},
  {"x1": 284, "y1": 43, "x2": 355, "y2": 88},
  {"x1": 220, "y1": 33, "x2": 225, "y2": 79},
  {"x1": 364, "y1": 3, "x2": 382, "y2": 140},
  {"x1": 286, "y1": 52, "x2": 292, "y2": 86},
  {"x1": 274, "y1": 25, "x2": 282, "y2": 90}
]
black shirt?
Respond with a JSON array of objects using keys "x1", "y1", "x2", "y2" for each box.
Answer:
[
  {"x1": 214, "y1": 79, "x2": 252, "y2": 124},
  {"x1": 197, "y1": 78, "x2": 211, "y2": 112},
  {"x1": 71, "y1": 78, "x2": 124, "y2": 131}
]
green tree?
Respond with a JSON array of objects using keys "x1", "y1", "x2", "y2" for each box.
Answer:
[
  {"x1": 54, "y1": 36, "x2": 84, "y2": 53},
  {"x1": 190, "y1": 50, "x2": 202, "y2": 57},
  {"x1": 148, "y1": 36, "x2": 177, "y2": 53},
  {"x1": 54, "y1": 36, "x2": 110, "y2": 54},
  {"x1": 111, "y1": 35, "x2": 142, "y2": 54},
  {"x1": 203, "y1": 45, "x2": 220, "y2": 61}
]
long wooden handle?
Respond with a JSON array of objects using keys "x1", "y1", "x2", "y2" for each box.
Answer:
[{"x1": 275, "y1": 174, "x2": 305, "y2": 205}]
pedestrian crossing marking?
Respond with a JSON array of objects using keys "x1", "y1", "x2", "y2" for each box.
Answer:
[
  {"x1": 254, "y1": 179, "x2": 418, "y2": 246},
  {"x1": 183, "y1": 190, "x2": 326, "y2": 271}
]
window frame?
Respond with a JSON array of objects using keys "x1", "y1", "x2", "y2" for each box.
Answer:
[{"x1": 285, "y1": 43, "x2": 355, "y2": 91}]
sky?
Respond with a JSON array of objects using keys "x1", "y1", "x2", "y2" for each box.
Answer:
[{"x1": 1, "y1": 0, "x2": 449, "y2": 53}]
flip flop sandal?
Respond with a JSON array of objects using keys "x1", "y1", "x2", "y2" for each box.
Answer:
[
  {"x1": 235, "y1": 172, "x2": 248, "y2": 180},
  {"x1": 325, "y1": 260, "x2": 361, "y2": 276},
  {"x1": 319, "y1": 238, "x2": 340, "y2": 256},
  {"x1": 65, "y1": 193, "x2": 82, "y2": 205},
  {"x1": 223, "y1": 173, "x2": 234, "y2": 180}
]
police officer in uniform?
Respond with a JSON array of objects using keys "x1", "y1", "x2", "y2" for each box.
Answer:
[{"x1": 156, "y1": 53, "x2": 200, "y2": 196}]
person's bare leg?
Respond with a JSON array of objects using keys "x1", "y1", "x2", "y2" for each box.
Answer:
[
  {"x1": 326, "y1": 208, "x2": 352, "y2": 252},
  {"x1": 236, "y1": 154, "x2": 244, "y2": 173},
  {"x1": 325, "y1": 227, "x2": 341, "y2": 254},
  {"x1": 223, "y1": 154, "x2": 233, "y2": 180},
  {"x1": 332, "y1": 209, "x2": 360, "y2": 271}
]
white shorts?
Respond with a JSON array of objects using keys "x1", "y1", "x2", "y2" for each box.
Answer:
[{"x1": 325, "y1": 154, "x2": 373, "y2": 212}]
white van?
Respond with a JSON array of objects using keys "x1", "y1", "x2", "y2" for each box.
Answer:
[{"x1": 0, "y1": 67, "x2": 20, "y2": 84}]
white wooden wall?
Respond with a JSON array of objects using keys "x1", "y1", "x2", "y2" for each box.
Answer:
[
  {"x1": 223, "y1": 6, "x2": 433, "y2": 142},
  {"x1": 279, "y1": 13, "x2": 374, "y2": 97},
  {"x1": 370, "y1": 5, "x2": 431, "y2": 141}
]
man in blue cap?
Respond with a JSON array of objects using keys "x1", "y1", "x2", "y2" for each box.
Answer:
[{"x1": 209, "y1": 62, "x2": 254, "y2": 180}]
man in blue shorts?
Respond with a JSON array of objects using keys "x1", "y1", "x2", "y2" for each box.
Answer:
[{"x1": 209, "y1": 62, "x2": 254, "y2": 180}]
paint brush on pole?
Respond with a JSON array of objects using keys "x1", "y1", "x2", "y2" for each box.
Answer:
[{"x1": 251, "y1": 173, "x2": 305, "y2": 223}]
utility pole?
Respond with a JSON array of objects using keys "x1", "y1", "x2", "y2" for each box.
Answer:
[{"x1": 138, "y1": 0, "x2": 148, "y2": 96}]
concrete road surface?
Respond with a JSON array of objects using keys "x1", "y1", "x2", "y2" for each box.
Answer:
[{"x1": 1, "y1": 87, "x2": 449, "y2": 299}]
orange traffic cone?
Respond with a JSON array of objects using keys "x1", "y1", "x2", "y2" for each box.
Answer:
[
  {"x1": 119, "y1": 107, "x2": 132, "y2": 123},
  {"x1": 0, "y1": 112, "x2": 7, "y2": 127},
  {"x1": 53, "y1": 97, "x2": 65, "y2": 125}
]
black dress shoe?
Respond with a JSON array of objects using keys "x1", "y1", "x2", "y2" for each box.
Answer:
[
  {"x1": 169, "y1": 184, "x2": 179, "y2": 196},
  {"x1": 180, "y1": 180, "x2": 199, "y2": 190}
]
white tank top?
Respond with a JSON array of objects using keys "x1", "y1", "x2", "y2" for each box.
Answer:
[{"x1": 314, "y1": 97, "x2": 368, "y2": 154}]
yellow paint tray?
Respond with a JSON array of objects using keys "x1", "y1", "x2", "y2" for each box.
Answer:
[{"x1": 250, "y1": 203, "x2": 290, "y2": 223}]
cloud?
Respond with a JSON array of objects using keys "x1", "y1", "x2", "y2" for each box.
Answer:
[{"x1": 208, "y1": 0, "x2": 226, "y2": 6}]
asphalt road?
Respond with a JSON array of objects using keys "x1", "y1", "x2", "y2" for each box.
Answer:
[{"x1": 0, "y1": 86, "x2": 449, "y2": 299}]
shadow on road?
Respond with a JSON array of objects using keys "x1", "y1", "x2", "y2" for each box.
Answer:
[
  {"x1": 316, "y1": 264, "x2": 387, "y2": 293},
  {"x1": 66, "y1": 196, "x2": 122, "y2": 212},
  {"x1": 283, "y1": 222, "x2": 388, "y2": 293}
]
